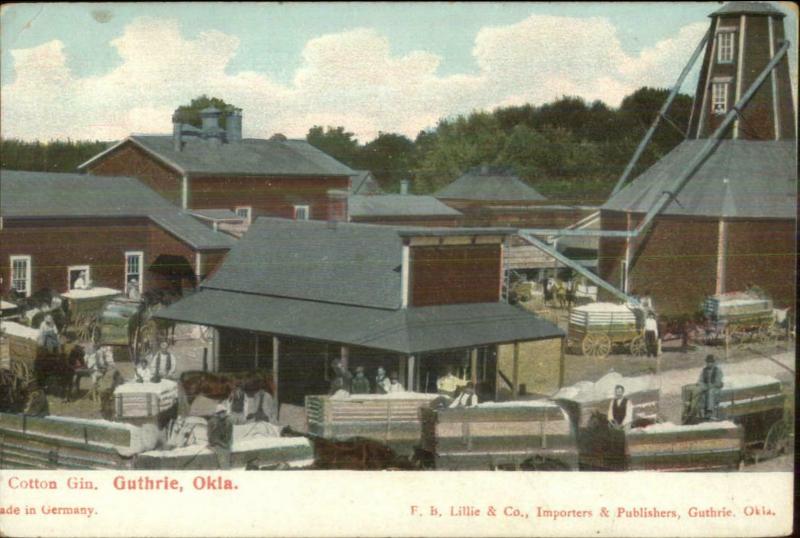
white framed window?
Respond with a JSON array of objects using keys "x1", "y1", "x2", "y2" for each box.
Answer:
[
  {"x1": 716, "y1": 31, "x2": 735, "y2": 64},
  {"x1": 10, "y1": 255, "x2": 32, "y2": 297},
  {"x1": 68, "y1": 265, "x2": 91, "y2": 290},
  {"x1": 234, "y1": 206, "x2": 252, "y2": 223},
  {"x1": 293, "y1": 205, "x2": 310, "y2": 220},
  {"x1": 125, "y1": 251, "x2": 144, "y2": 294},
  {"x1": 711, "y1": 82, "x2": 729, "y2": 115}
]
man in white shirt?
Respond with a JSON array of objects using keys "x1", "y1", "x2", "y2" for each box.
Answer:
[
  {"x1": 73, "y1": 271, "x2": 90, "y2": 290},
  {"x1": 148, "y1": 340, "x2": 178, "y2": 382},
  {"x1": 388, "y1": 371, "x2": 405, "y2": 393},
  {"x1": 437, "y1": 366, "x2": 466, "y2": 398},
  {"x1": 607, "y1": 385, "x2": 633, "y2": 430},
  {"x1": 374, "y1": 367, "x2": 391, "y2": 394},
  {"x1": 449, "y1": 382, "x2": 479, "y2": 408},
  {"x1": 644, "y1": 312, "x2": 659, "y2": 357}
]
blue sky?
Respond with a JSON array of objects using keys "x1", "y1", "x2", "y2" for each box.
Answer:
[{"x1": 1, "y1": 2, "x2": 796, "y2": 142}]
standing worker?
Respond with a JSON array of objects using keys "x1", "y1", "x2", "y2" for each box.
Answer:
[
  {"x1": 644, "y1": 312, "x2": 659, "y2": 357},
  {"x1": 148, "y1": 339, "x2": 178, "y2": 382},
  {"x1": 607, "y1": 385, "x2": 633, "y2": 430},
  {"x1": 374, "y1": 367, "x2": 391, "y2": 394}
]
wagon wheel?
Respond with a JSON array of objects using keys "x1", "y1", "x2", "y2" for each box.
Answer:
[
  {"x1": 629, "y1": 335, "x2": 647, "y2": 356},
  {"x1": 762, "y1": 420, "x2": 789, "y2": 459},
  {"x1": 73, "y1": 313, "x2": 98, "y2": 343},
  {"x1": 582, "y1": 334, "x2": 611, "y2": 359}
]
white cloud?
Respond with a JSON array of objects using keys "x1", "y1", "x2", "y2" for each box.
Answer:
[{"x1": 1, "y1": 15, "x2": 715, "y2": 142}]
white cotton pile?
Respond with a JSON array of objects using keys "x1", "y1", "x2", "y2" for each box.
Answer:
[
  {"x1": 0, "y1": 320, "x2": 38, "y2": 340},
  {"x1": 477, "y1": 400, "x2": 559, "y2": 409},
  {"x1": 553, "y1": 372, "x2": 659, "y2": 403},
  {"x1": 632, "y1": 421, "x2": 738, "y2": 434},
  {"x1": 723, "y1": 374, "x2": 780, "y2": 390},
  {"x1": 61, "y1": 287, "x2": 120, "y2": 299},
  {"x1": 329, "y1": 392, "x2": 437, "y2": 401},
  {"x1": 39, "y1": 415, "x2": 156, "y2": 452},
  {"x1": 573, "y1": 302, "x2": 635, "y2": 313}
]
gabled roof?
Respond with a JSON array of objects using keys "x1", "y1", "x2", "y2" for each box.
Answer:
[
  {"x1": 602, "y1": 140, "x2": 797, "y2": 219},
  {"x1": 79, "y1": 135, "x2": 355, "y2": 177},
  {"x1": 202, "y1": 218, "x2": 405, "y2": 309},
  {"x1": 0, "y1": 170, "x2": 235, "y2": 250},
  {"x1": 349, "y1": 170, "x2": 383, "y2": 194},
  {"x1": 348, "y1": 194, "x2": 462, "y2": 218},
  {"x1": 435, "y1": 166, "x2": 547, "y2": 202},
  {"x1": 155, "y1": 289, "x2": 564, "y2": 354},
  {"x1": 711, "y1": 2, "x2": 784, "y2": 17}
]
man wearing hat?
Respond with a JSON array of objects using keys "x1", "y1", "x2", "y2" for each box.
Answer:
[
  {"x1": 207, "y1": 403, "x2": 233, "y2": 469},
  {"x1": 351, "y1": 366, "x2": 371, "y2": 394},
  {"x1": 374, "y1": 367, "x2": 391, "y2": 394},
  {"x1": 697, "y1": 355, "x2": 724, "y2": 420},
  {"x1": 148, "y1": 339, "x2": 178, "y2": 383}
]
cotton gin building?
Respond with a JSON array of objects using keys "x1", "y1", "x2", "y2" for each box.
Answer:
[{"x1": 599, "y1": 1, "x2": 796, "y2": 316}]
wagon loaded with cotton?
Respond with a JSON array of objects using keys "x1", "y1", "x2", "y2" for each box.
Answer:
[
  {"x1": 700, "y1": 292, "x2": 777, "y2": 347},
  {"x1": 418, "y1": 400, "x2": 578, "y2": 470},
  {"x1": 681, "y1": 374, "x2": 789, "y2": 462},
  {"x1": 567, "y1": 303, "x2": 647, "y2": 359}
]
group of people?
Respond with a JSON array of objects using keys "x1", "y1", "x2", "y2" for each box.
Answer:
[
  {"x1": 134, "y1": 340, "x2": 179, "y2": 384},
  {"x1": 607, "y1": 354, "x2": 724, "y2": 430},
  {"x1": 329, "y1": 359, "x2": 405, "y2": 396},
  {"x1": 543, "y1": 277, "x2": 576, "y2": 308}
]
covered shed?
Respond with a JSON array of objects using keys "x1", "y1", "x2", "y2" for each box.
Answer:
[
  {"x1": 348, "y1": 194, "x2": 462, "y2": 227},
  {"x1": 155, "y1": 218, "x2": 565, "y2": 406}
]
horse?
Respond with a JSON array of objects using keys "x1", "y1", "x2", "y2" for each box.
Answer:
[
  {"x1": 33, "y1": 344, "x2": 84, "y2": 402},
  {"x1": 281, "y1": 427, "x2": 418, "y2": 471},
  {"x1": 179, "y1": 371, "x2": 275, "y2": 404}
]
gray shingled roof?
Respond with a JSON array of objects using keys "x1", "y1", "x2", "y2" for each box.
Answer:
[
  {"x1": 435, "y1": 166, "x2": 547, "y2": 201},
  {"x1": 154, "y1": 289, "x2": 563, "y2": 354},
  {"x1": 0, "y1": 170, "x2": 235, "y2": 250},
  {"x1": 190, "y1": 209, "x2": 243, "y2": 222},
  {"x1": 348, "y1": 194, "x2": 462, "y2": 218},
  {"x1": 80, "y1": 136, "x2": 355, "y2": 177},
  {"x1": 602, "y1": 141, "x2": 797, "y2": 219},
  {"x1": 349, "y1": 170, "x2": 383, "y2": 195},
  {"x1": 711, "y1": 2, "x2": 784, "y2": 17},
  {"x1": 202, "y1": 218, "x2": 404, "y2": 309}
]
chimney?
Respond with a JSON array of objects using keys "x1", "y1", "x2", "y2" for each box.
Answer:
[
  {"x1": 226, "y1": 108, "x2": 242, "y2": 143},
  {"x1": 400, "y1": 179, "x2": 410, "y2": 195},
  {"x1": 200, "y1": 107, "x2": 224, "y2": 146},
  {"x1": 172, "y1": 112, "x2": 183, "y2": 152}
]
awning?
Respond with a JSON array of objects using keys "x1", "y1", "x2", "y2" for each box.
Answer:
[{"x1": 154, "y1": 289, "x2": 563, "y2": 355}]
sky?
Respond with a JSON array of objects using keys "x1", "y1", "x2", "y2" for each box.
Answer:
[{"x1": 1, "y1": 2, "x2": 797, "y2": 143}]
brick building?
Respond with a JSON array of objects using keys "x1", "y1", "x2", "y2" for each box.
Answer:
[
  {"x1": 598, "y1": 2, "x2": 796, "y2": 316},
  {"x1": 156, "y1": 218, "x2": 565, "y2": 406},
  {"x1": 79, "y1": 107, "x2": 354, "y2": 226},
  {"x1": 0, "y1": 170, "x2": 234, "y2": 297}
]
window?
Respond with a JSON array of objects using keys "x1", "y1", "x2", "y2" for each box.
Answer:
[
  {"x1": 10, "y1": 256, "x2": 31, "y2": 297},
  {"x1": 717, "y1": 32, "x2": 735, "y2": 64},
  {"x1": 234, "y1": 206, "x2": 252, "y2": 223},
  {"x1": 68, "y1": 265, "x2": 91, "y2": 290},
  {"x1": 711, "y1": 82, "x2": 728, "y2": 115},
  {"x1": 125, "y1": 251, "x2": 144, "y2": 294},
  {"x1": 293, "y1": 205, "x2": 310, "y2": 220}
]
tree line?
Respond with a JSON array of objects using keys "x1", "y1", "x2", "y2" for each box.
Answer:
[
  {"x1": 1, "y1": 87, "x2": 692, "y2": 205},
  {"x1": 307, "y1": 87, "x2": 693, "y2": 204}
]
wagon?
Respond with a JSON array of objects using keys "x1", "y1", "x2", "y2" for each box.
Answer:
[
  {"x1": 567, "y1": 303, "x2": 647, "y2": 359},
  {"x1": 0, "y1": 322, "x2": 39, "y2": 412},
  {"x1": 305, "y1": 393, "x2": 439, "y2": 457},
  {"x1": 61, "y1": 288, "x2": 122, "y2": 343},
  {"x1": 418, "y1": 400, "x2": 578, "y2": 470},
  {"x1": 681, "y1": 374, "x2": 789, "y2": 462},
  {"x1": 700, "y1": 293, "x2": 776, "y2": 348}
]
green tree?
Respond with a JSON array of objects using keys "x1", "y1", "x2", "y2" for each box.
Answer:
[
  {"x1": 359, "y1": 132, "x2": 416, "y2": 192},
  {"x1": 306, "y1": 126, "x2": 360, "y2": 167}
]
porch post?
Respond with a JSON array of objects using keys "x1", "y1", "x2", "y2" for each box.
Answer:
[
  {"x1": 512, "y1": 342, "x2": 520, "y2": 397},
  {"x1": 272, "y1": 336, "x2": 280, "y2": 416},
  {"x1": 254, "y1": 333, "x2": 259, "y2": 370},
  {"x1": 407, "y1": 355, "x2": 416, "y2": 391},
  {"x1": 470, "y1": 348, "x2": 478, "y2": 385},
  {"x1": 340, "y1": 346, "x2": 349, "y2": 370}
]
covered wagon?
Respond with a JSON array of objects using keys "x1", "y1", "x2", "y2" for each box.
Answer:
[
  {"x1": 305, "y1": 392, "x2": 438, "y2": 457},
  {"x1": 419, "y1": 400, "x2": 578, "y2": 470},
  {"x1": 568, "y1": 302, "x2": 646, "y2": 358},
  {"x1": 701, "y1": 292, "x2": 775, "y2": 346},
  {"x1": 61, "y1": 288, "x2": 122, "y2": 342}
]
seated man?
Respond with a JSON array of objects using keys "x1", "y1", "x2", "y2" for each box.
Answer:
[
  {"x1": 135, "y1": 358, "x2": 152, "y2": 383},
  {"x1": 449, "y1": 382, "x2": 479, "y2": 408},
  {"x1": 436, "y1": 366, "x2": 465, "y2": 398},
  {"x1": 697, "y1": 355, "x2": 723, "y2": 420},
  {"x1": 607, "y1": 384, "x2": 633, "y2": 430},
  {"x1": 148, "y1": 340, "x2": 178, "y2": 382},
  {"x1": 37, "y1": 315, "x2": 60, "y2": 354},
  {"x1": 351, "y1": 366, "x2": 371, "y2": 394}
]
